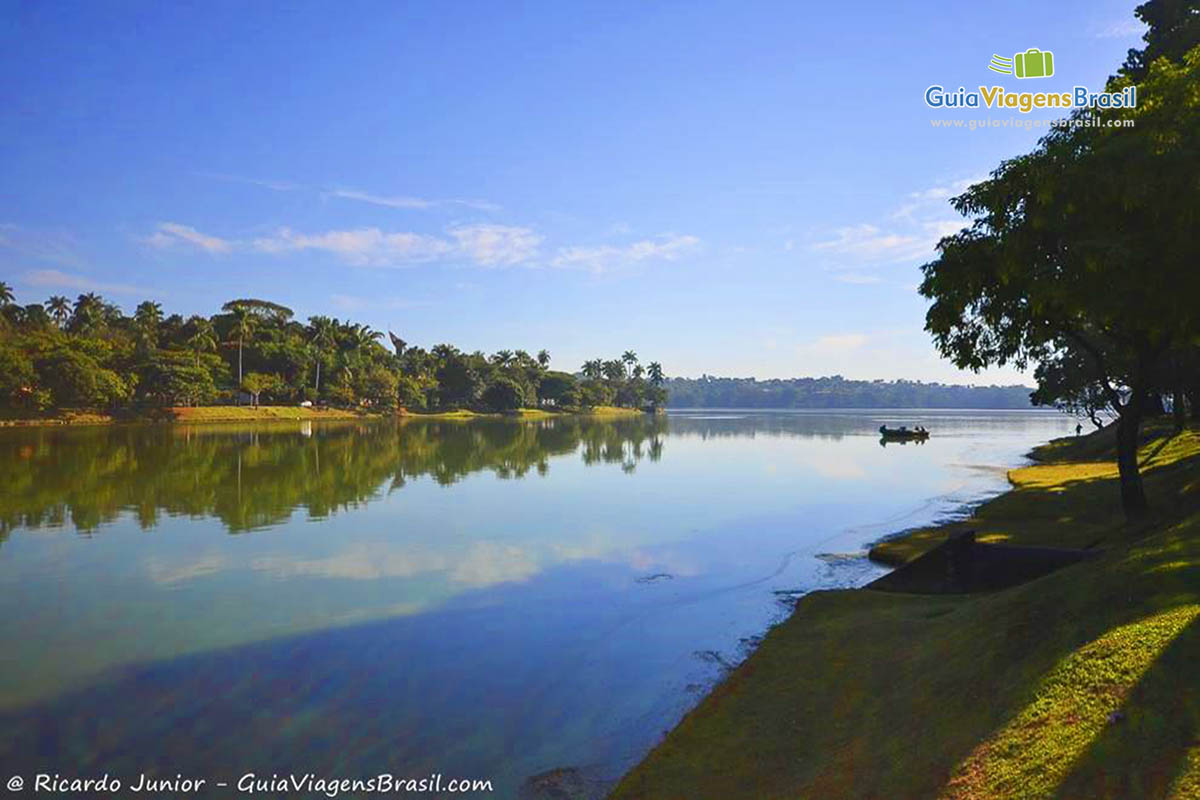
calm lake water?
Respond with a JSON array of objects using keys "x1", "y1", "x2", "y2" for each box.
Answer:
[{"x1": 0, "y1": 409, "x2": 1073, "y2": 797}]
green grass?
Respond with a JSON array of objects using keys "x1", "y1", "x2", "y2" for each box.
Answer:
[
  {"x1": 401, "y1": 405, "x2": 644, "y2": 420},
  {"x1": 1, "y1": 404, "x2": 648, "y2": 426},
  {"x1": 166, "y1": 405, "x2": 371, "y2": 422},
  {"x1": 0, "y1": 409, "x2": 117, "y2": 427},
  {"x1": 870, "y1": 423, "x2": 1200, "y2": 566},
  {"x1": 612, "y1": 423, "x2": 1200, "y2": 800}
]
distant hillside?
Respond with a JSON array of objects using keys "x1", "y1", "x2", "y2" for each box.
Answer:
[{"x1": 664, "y1": 376, "x2": 1033, "y2": 409}]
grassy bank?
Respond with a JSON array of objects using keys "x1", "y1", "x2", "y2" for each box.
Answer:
[
  {"x1": 0, "y1": 405, "x2": 374, "y2": 427},
  {"x1": 612, "y1": 423, "x2": 1200, "y2": 800},
  {"x1": 0, "y1": 404, "x2": 648, "y2": 427},
  {"x1": 400, "y1": 405, "x2": 645, "y2": 420}
]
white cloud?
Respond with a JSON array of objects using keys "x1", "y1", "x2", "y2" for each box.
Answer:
[
  {"x1": 328, "y1": 189, "x2": 435, "y2": 210},
  {"x1": 552, "y1": 233, "x2": 701, "y2": 273},
  {"x1": 815, "y1": 176, "x2": 979, "y2": 277},
  {"x1": 814, "y1": 224, "x2": 925, "y2": 263},
  {"x1": 139, "y1": 220, "x2": 695, "y2": 274},
  {"x1": 923, "y1": 219, "x2": 966, "y2": 240},
  {"x1": 251, "y1": 224, "x2": 539, "y2": 268},
  {"x1": 252, "y1": 226, "x2": 452, "y2": 265},
  {"x1": 200, "y1": 173, "x2": 500, "y2": 212},
  {"x1": 449, "y1": 223, "x2": 542, "y2": 266},
  {"x1": 907, "y1": 177, "x2": 980, "y2": 203},
  {"x1": 22, "y1": 269, "x2": 154, "y2": 296},
  {"x1": 143, "y1": 222, "x2": 233, "y2": 254}
]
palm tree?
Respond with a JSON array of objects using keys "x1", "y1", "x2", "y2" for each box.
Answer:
[
  {"x1": 186, "y1": 317, "x2": 217, "y2": 367},
  {"x1": 632, "y1": 363, "x2": 645, "y2": 380},
  {"x1": 493, "y1": 349, "x2": 514, "y2": 367},
  {"x1": 622, "y1": 350, "x2": 639, "y2": 378},
  {"x1": 581, "y1": 359, "x2": 603, "y2": 380},
  {"x1": 70, "y1": 292, "x2": 104, "y2": 332},
  {"x1": 334, "y1": 322, "x2": 382, "y2": 383},
  {"x1": 603, "y1": 360, "x2": 625, "y2": 382},
  {"x1": 0, "y1": 281, "x2": 13, "y2": 306},
  {"x1": 648, "y1": 361, "x2": 664, "y2": 386},
  {"x1": 134, "y1": 301, "x2": 163, "y2": 352},
  {"x1": 227, "y1": 305, "x2": 257, "y2": 388},
  {"x1": 45, "y1": 295, "x2": 70, "y2": 327},
  {"x1": 308, "y1": 316, "x2": 337, "y2": 394},
  {"x1": 537, "y1": 349, "x2": 551, "y2": 369},
  {"x1": 73, "y1": 292, "x2": 102, "y2": 315}
]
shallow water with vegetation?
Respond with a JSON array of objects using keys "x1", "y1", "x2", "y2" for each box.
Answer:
[{"x1": 0, "y1": 409, "x2": 1073, "y2": 796}]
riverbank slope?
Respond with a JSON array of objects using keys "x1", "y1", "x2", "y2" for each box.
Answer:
[{"x1": 611, "y1": 423, "x2": 1200, "y2": 799}]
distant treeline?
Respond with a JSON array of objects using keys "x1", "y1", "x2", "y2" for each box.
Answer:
[
  {"x1": 663, "y1": 376, "x2": 1033, "y2": 409},
  {"x1": 0, "y1": 286, "x2": 666, "y2": 415}
]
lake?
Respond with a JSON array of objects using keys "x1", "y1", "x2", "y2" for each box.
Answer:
[{"x1": 0, "y1": 409, "x2": 1074, "y2": 797}]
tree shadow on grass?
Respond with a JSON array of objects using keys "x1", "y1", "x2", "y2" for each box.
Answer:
[
  {"x1": 1050, "y1": 612, "x2": 1200, "y2": 800},
  {"x1": 935, "y1": 606, "x2": 1200, "y2": 800}
]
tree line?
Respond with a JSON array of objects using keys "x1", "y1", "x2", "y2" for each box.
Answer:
[
  {"x1": 0, "y1": 289, "x2": 667, "y2": 414},
  {"x1": 920, "y1": 0, "x2": 1200, "y2": 518},
  {"x1": 663, "y1": 376, "x2": 1033, "y2": 409}
]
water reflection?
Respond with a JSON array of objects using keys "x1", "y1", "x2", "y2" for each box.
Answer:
[
  {"x1": 0, "y1": 410, "x2": 1074, "y2": 798},
  {"x1": 1, "y1": 416, "x2": 668, "y2": 538}
]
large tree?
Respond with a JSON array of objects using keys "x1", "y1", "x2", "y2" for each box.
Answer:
[{"x1": 921, "y1": 47, "x2": 1200, "y2": 518}]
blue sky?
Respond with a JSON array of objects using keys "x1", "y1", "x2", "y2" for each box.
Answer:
[{"x1": 0, "y1": 1, "x2": 1146, "y2": 382}]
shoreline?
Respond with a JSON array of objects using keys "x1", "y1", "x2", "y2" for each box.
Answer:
[
  {"x1": 612, "y1": 421, "x2": 1200, "y2": 799},
  {"x1": 0, "y1": 404, "x2": 649, "y2": 428}
]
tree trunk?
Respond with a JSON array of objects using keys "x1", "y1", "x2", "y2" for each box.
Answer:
[
  {"x1": 315, "y1": 360, "x2": 321, "y2": 394},
  {"x1": 1143, "y1": 391, "x2": 1166, "y2": 417},
  {"x1": 1173, "y1": 388, "x2": 1186, "y2": 432},
  {"x1": 1189, "y1": 387, "x2": 1200, "y2": 421},
  {"x1": 1115, "y1": 392, "x2": 1149, "y2": 520},
  {"x1": 237, "y1": 339, "x2": 244, "y2": 405}
]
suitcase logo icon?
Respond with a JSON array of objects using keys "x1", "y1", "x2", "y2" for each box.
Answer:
[{"x1": 988, "y1": 49, "x2": 1055, "y2": 79}]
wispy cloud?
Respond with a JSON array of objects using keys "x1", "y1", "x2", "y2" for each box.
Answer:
[
  {"x1": 450, "y1": 224, "x2": 542, "y2": 266},
  {"x1": 1093, "y1": 19, "x2": 1145, "y2": 39},
  {"x1": 328, "y1": 189, "x2": 500, "y2": 213},
  {"x1": 0, "y1": 223, "x2": 88, "y2": 268},
  {"x1": 138, "y1": 220, "x2": 698, "y2": 274},
  {"x1": 142, "y1": 222, "x2": 233, "y2": 254},
  {"x1": 813, "y1": 175, "x2": 977, "y2": 280},
  {"x1": 327, "y1": 189, "x2": 435, "y2": 210},
  {"x1": 22, "y1": 269, "x2": 155, "y2": 296},
  {"x1": 199, "y1": 172, "x2": 500, "y2": 212},
  {"x1": 814, "y1": 224, "x2": 925, "y2": 263},
  {"x1": 252, "y1": 227, "x2": 451, "y2": 265},
  {"x1": 251, "y1": 224, "x2": 541, "y2": 268},
  {"x1": 552, "y1": 233, "x2": 701, "y2": 273}
]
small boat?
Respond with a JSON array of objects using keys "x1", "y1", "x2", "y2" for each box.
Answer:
[{"x1": 879, "y1": 425, "x2": 930, "y2": 440}]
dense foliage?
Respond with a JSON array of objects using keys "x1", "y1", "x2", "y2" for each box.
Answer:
[
  {"x1": 663, "y1": 376, "x2": 1032, "y2": 409},
  {"x1": 920, "y1": 1, "x2": 1200, "y2": 517},
  {"x1": 0, "y1": 290, "x2": 667, "y2": 414}
]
